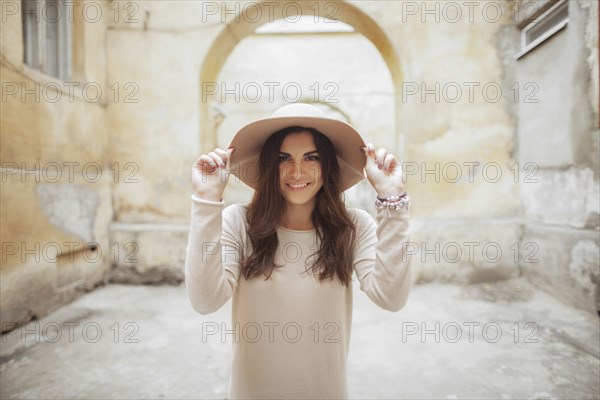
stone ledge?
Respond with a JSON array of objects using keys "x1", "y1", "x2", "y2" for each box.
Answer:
[
  {"x1": 521, "y1": 222, "x2": 600, "y2": 315},
  {"x1": 109, "y1": 222, "x2": 190, "y2": 285},
  {"x1": 411, "y1": 219, "x2": 522, "y2": 284}
]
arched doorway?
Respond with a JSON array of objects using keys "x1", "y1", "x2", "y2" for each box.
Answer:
[{"x1": 199, "y1": 0, "x2": 404, "y2": 205}]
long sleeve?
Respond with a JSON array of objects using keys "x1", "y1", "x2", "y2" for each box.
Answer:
[
  {"x1": 352, "y1": 206, "x2": 413, "y2": 312},
  {"x1": 184, "y1": 194, "x2": 243, "y2": 315}
]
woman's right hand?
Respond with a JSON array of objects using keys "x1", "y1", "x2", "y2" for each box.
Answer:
[{"x1": 192, "y1": 147, "x2": 235, "y2": 202}]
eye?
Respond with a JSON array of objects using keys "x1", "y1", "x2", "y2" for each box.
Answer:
[
  {"x1": 306, "y1": 155, "x2": 319, "y2": 161},
  {"x1": 278, "y1": 155, "x2": 289, "y2": 162}
]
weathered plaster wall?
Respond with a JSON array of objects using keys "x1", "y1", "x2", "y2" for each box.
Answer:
[
  {"x1": 513, "y1": 0, "x2": 599, "y2": 314},
  {"x1": 1, "y1": 0, "x2": 112, "y2": 332},
  {"x1": 105, "y1": 1, "x2": 223, "y2": 283},
  {"x1": 357, "y1": 1, "x2": 522, "y2": 283}
]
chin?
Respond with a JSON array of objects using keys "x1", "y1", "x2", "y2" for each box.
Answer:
[{"x1": 283, "y1": 195, "x2": 318, "y2": 205}]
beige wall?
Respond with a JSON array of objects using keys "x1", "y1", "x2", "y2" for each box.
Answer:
[
  {"x1": 513, "y1": 0, "x2": 600, "y2": 313},
  {"x1": 1, "y1": 0, "x2": 112, "y2": 331}
]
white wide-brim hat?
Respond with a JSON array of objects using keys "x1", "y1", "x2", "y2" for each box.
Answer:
[{"x1": 227, "y1": 103, "x2": 367, "y2": 192}]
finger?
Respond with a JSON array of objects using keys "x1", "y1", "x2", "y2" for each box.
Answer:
[
  {"x1": 360, "y1": 145, "x2": 370, "y2": 158},
  {"x1": 365, "y1": 143, "x2": 377, "y2": 163},
  {"x1": 367, "y1": 142, "x2": 375, "y2": 155},
  {"x1": 214, "y1": 148, "x2": 231, "y2": 168},
  {"x1": 214, "y1": 148, "x2": 227, "y2": 157},
  {"x1": 376, "y1": 147, "x2": 386, "y2": 169},
  {"x1": 208, "y1": 151, "x2": 225, "y2": 167},
  {"x1": 196, "y1": 155, "x2": 216, "y2": 167},
  {"x1": 383, "y1": 154, "x2": 396, "y2": 171},
  {"x1": 197, "y1": 155, "x2": 217, "y2": 172},
  {"x1": 363, "y1": 144, "x2": 376, "y2": 166},
  {"x1": 192, "y1": 155, "x2": 203, "y2": 168},
  {"x1": 225, "y1": 147, "x2": 235, "y2": 169}
]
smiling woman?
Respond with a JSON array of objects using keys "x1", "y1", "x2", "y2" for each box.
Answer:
[
  {"x1": 277, "y1": 128, "x2": 325, "y2": 230},
  {"x1": 185, "y1": 103, "x2": 413, "y2": 400},
  {"x1": 238, "y1": 121, "x2": 356, "y2": 285}
]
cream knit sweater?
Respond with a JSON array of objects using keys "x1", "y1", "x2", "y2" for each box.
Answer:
[{"x1": 185, "y1": 194, "x2": 413, "y2": 399}]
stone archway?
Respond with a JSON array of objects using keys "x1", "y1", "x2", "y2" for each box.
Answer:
[{"x1": 198, "y1": 0, "x2": 403, "y2": 154}]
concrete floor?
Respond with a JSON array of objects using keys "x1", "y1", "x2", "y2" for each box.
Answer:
[{"x1": 1, "y1": 277, "x2": 599, "y2": 400}]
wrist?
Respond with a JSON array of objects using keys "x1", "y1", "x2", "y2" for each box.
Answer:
[
  {"x1": 376, "y1": 189, "x2": 406, "y2": 198},
  {"x1": 193, "y1": 190, "x2": 223, "y2": 202}
]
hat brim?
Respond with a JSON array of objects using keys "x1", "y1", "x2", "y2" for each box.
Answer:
[{"x1": 226, "y1": 115, "x2": 367, "y2": 192}]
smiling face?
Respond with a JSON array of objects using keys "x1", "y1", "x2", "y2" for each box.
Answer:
[{"x1": 278, "y1": 131, "x2": 324, "y2": 206}]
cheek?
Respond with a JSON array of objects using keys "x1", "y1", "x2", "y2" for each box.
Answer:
[
  {"x1": 305, "y1": 164, "x2": 320, "y2": 182},
  {"x1": 279, "y1": 164, "x2": 298, "y2": 181}
]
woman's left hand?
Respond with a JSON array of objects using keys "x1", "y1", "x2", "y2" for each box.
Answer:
[{"x1": 360, "y1": 142, "x2": 405, "y2": 197}]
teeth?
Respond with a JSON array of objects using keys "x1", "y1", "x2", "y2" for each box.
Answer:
[{"x1": 289, "y1": 183, "x2": 309, "y2": 188}]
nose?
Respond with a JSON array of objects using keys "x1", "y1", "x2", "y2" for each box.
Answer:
[{"x1": 282, "y1": 161, "x2": 304, "y2": 181}]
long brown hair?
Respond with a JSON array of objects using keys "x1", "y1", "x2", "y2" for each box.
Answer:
[{"x1": 240, "y1": 126, "x2": 357, "y2": 286}]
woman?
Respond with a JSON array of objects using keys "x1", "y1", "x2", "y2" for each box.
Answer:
[{"x1": 185, "y1": 103, "x2": 413, "y2": 400}]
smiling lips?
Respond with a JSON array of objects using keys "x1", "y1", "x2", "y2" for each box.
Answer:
[{"x1": 286, "y1": 183, "x2": 311, "y2": 190}]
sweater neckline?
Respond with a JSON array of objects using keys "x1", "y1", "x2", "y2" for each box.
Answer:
[{"x1": 278, "y1": 226, "x2": 317, "y2": 233}]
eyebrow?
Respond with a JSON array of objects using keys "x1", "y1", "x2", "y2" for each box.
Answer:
[{"x1": 279, "y1": 150, "x2": 319, "y2": 156}]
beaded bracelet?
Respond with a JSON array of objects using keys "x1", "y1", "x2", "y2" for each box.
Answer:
[
  {"x1": 375, "y1": 193, "x2": 410, "y2": 216},
  {"x1": 376, "y1": 192, "x2": 407, "y2": 202}
]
